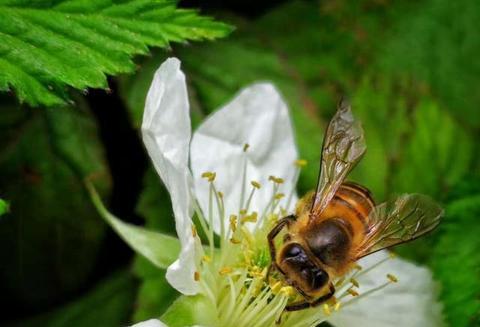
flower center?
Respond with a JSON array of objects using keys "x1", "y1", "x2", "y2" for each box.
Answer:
[{"x1": 189, "y1": 146, "x2": 398, "y2": 327}]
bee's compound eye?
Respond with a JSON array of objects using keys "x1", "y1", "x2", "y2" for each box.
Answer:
[
  {"x1": 285, "y1": 244, "x2": 302, "y2": 258},
  {"x1": 311, "y1": 269, "x2": 329, "y2": 290}
]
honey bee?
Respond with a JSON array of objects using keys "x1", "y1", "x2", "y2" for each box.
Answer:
[{"x1": 267, "y1": 100, "x2": 443, "y2": 311}]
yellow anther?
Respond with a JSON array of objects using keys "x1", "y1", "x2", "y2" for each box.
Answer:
[
  {"x1": 241, "y1": 212, "x2": 258, "y2": 223},
  {"x1": 194, "y1": 271, "x2": 200, "y2": 281},
  {"x1": 202, "y1": 255, "x2": 212, "y2": 263},
  {"x1": 268, "y1": 175, "x2": 284, "y2": 184},
  {"x1": 334, "y1": 302, "x2": 341, "y2": 311},
  {"x1": 294, "y1": 159, "x2": 308, "y2": 167},
  {"x1": 218, "y1": 191, "x2": 224, "y2": 199},
  {"x1": 335, "y1": 277, "x2": 346, "y2": 287},
  {"x1": 201, "y1": 171, "x2": 216, "y2": 182},
  {"x1": 350, "y1": 278, "x2": 359, "y2": 288},
  {"x1": 251, "y1": 180, "x2": 261, "y2": 189},
  {"x1": 230, "y1": 238, "x2": 241, "y2": 244},
  {"x1": 347, "y1": 288, "x2": 359, "y2": 297},
  {"x1": 243, "y1": 143, "x2": 250, "y2": 152},
  {"x1": 270, "y1": 281, "x2": 282, "y2": 294},
  {"x1": 229, "y1": 215, "x2": 237, "y2": 232},
  {"x1": 274, "y1": 193, "x2": 285, "y2": 200},
  {"x1": 219, "y1": 267, "x2": 233, "y2": 275},
  {"x1": 191, "y1": 225, "x2": 197, "y2": 237},
  {"x1": 280, "y1": 286, "x2": 296, "y2": 297},
  {"x1": 387, "y1": 274, "x2": 398, "y2": 283},
  {"x1": 322, "y1": 303, "x2": 331, "y2": 316},
  {"x1": 239, "y1": 209, "x2": 247, "y2": 216},
  {"x1": 353, "y1": 263, "x2": 363, "y2": 271}
]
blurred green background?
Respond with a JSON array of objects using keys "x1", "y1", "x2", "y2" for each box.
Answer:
[{"x1": 0, "y1": 0, "x2": 479, "y2": 326}]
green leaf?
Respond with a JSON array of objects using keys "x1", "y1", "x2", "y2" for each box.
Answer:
[
  {"x1": 0, "y1": 198, "x2": 8, "y2": 216},
  {"x1": 85, "y1": 179, "x2": 180, "y2": 269},
  {"x1": 380, "y1": 0, "x2": 480, "y2": 128},
  {"x1": 431, "y1": 179, "x2": 480, "y2": 327},
  {"x1": 132, "y1": 256, "x2": 178, "y2": 323},
  {"x1": 5, "y1": 271, "x2": 138, "y2": 327},
  {"x1": 0, "y1": 0, "x2": 233, "y2": 107},
  {"x1": 0, "y1": 101, "x2": 108, "y2": 312},
  {"x1": 161, "y1": 295, "x2": 218, "y2": 327}
]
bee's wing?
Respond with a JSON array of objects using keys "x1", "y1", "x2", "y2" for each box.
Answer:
[
  {"x1": 310, "y1": 100, "x2": 366, "y2": 219},
  {"x1": 355, "y1": 194, "x2": 443, "y2": 259}
]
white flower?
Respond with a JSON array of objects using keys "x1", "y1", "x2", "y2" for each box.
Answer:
[{"x1": 135, "y1": 58, "x2": 444, "y2": 327}]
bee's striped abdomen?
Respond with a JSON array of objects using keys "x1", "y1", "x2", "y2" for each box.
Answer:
[{"x1": 329, "y1": 182, "x2": 375, "y2": 240}]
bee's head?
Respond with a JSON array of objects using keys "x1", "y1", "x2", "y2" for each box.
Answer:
[{"x1": 279, "y1": 243, "x2": 329, "y2": 293}]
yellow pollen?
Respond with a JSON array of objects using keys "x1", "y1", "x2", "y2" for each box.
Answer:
[
  {"x1": 229, "y1": 215, "x2": 237, "y2": 232},
  {"x1": 230, "y1": 237, "x2": 241, "y2": 244},
  {"x1": 194, "y1": 271, "x2": 200, "y2": 281},
  {"x1": 322, "y1": 303, "x2": 331, "y2": 316},
  {"x1": 347, "y1": 288, "x2": 359, "y2": 297},
  {"x1": 353, "y1": 263, "x2": 363, "y2": 270},
  {"x1": 294, "y1": 159, "x2": 308, "y2": 167},
  {"x1": 219, "y1": 267, "x2": 233, "y2": 275},
  {"x1": 350, "y1": 278, "x2": 359, "y2": 288},
  {"x1": 334, "y1": 302, "x2": 341, "y2": 311},
  {"x1": 202, "y1": 255, "x2": 212, "y2": 263},
  {"x1": 280, "y1": 286, "x2": 296, "y2": 297},
  {"x1": 387, "y1": 274, "x2": 399, "y2": 283},
  {"x1": 251, "y1": 180, "x2": 261, "y2": 189},
  {"x1": 271, "y1": 281, "x2": 282, "y2": 294},
  {"x1": 191, "y1": 225, "x2": 197, "y2": 237},
  {"x1": 274, "y1": 193, "x2": 285, "y2": 200},
  {"x1": 201, "y1": 171, "x2": 216, "y2": 182},
  {"x1": 241, "y1": 212, "x2": 258, "y2": 223},
  {"x1": 335, "y1": 277, "x2": 346, "y2": 287},
  {"x1": 243, "y1": 143, "x2": 250, "y2": 152},
  {"x1": 268, "y1": 175, "x2": 284, "y2": 184}
]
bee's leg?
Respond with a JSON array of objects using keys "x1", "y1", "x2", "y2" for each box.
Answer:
[
  {"x1": 267, "y1": 215, "x2": 296, "y2": 263},
  {"x1": 285, "y1": 300, "x2": 310, "y2": 312},
  {"x1": 309, "y1": 283, "x2": 336, "y2": 307}
]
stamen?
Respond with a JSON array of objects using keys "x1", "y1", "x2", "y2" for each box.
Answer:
[
  {"x1": 387, "y1": 273, "x2": 398, "y2": 283},
  {"x1": 251, "y1": 180, "x2": 261, "y2": 189},
  {"x1": 202, "y1": 255, "x2": 212, "y2": 263},
  {"x1": 294, "y1": 159, "x2": 308, "y2": 167},
  {"x1": 274, "y1": 193, "x2": 285, "y2": 200},
  {"x1": 322, "y1": 303, "x2": 331, "y2": 316},
  {"x1": 243, "y1": 143, "x2": 250, "y2": 152},
  {"x1": 350, "y1": 277, "x2": 359, "y2": 288},
  {"x1": 229, "y1": 215, "x2": 238, "y2": 233},
  {"x1": 219, "y1": 267, "x2": 233, "y2": 276},
  {"x1": 334, "y1": 302, "x2": 341, "y2": 311},
  {"x1": 347, "y1": 288, "x2": 359, "y2": 297},
  {"x1": 194, "y1": 271, "x2": 200, "y2": 281},
  {"x1": 270, "y1": 281, "x2": 282, "y2": 294},
  {"x1": 241, "y1": 212, "x2": 258, "y2": 224},
  {"x1": 191, "y1": 225, "x2": 197, "y2": 237},
  {"x1": 230, "y1": 238, "x2": 241, "y2": 244},
  {"x1": 269, "y1": 175, "x2": 284, "y2": 184},
  {"x1": 201, "y1": 171, "x2": 216, "y2": 182}
]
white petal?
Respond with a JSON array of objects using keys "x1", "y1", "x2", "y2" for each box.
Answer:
[
  {"x1": 329, "y1": 251, "x2": 444, "y2": 327},
  {"x1": 141, "y1": 58, "x2": 198, "y2": 295},
  {"x1": 190, "y1": 83, "x2": 298, "y2": 233},
  {"x1": 130, "y1": 319, "x2": 167, "y2": 327}
]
